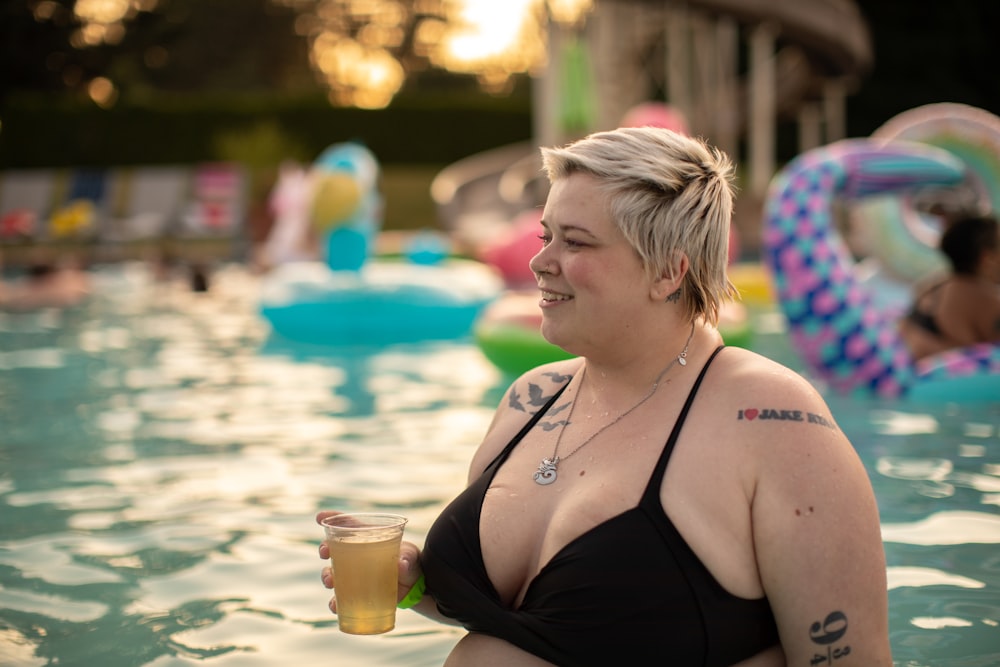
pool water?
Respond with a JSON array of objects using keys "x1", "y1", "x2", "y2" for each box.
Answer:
[{"x1": 1, "y1": 264, "x2": 998, "y2": 666}]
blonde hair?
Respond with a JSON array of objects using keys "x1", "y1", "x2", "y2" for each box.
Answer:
[{"x1": 541, "y1": 127, "x2": 738, "y2": 324}]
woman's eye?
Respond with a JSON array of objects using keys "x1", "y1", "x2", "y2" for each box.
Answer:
[{"x1": 536, "y1": 234, "x2": 584, "y2": 248}]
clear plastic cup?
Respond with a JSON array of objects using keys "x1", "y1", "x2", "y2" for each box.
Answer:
[{"x1": 322, "y1": 513, "x2": 408, "y2": 635}]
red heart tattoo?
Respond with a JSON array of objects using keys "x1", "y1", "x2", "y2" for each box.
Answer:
[{"x1": 744, "y1": 408, "x2": 759, "y2": 420}]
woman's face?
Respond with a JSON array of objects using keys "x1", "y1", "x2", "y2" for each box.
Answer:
[{"x1": 529, "y1": 172, "x2": 653, "y2": 355}]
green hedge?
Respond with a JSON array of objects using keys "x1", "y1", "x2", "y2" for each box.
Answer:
[{"x1": 0, "y1": 92, "x2": 533, "y2": 169}]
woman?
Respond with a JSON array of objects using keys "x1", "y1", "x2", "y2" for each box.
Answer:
[
  {"x1": 319, "y1": 127, "x2": 891, "y2": 665},
  {"x1": 900, "y1": 215, "x2": 1000, "y2": 360}
]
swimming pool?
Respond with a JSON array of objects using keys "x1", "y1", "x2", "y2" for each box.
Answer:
[{"x1": 1, "y1": 264, "x2": 997, "y2": 666}]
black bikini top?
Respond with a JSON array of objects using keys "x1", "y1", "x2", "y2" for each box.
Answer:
[{"x1": 421, "y1": 346, "x2": 779, "y2": 666}]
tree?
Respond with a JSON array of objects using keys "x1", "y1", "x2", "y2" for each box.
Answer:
[{"x1": 0, "y1": 0, "x2": 315, "y2": 105}]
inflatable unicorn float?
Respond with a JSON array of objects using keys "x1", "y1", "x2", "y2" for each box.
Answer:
[
  {"x1": 259, "y1": 142, "x2": 502, "y2": 345},
  {"x1": 762, "y1": 108, "x2": 1000, "y2": 402}
]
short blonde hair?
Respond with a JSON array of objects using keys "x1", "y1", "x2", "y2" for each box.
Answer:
[{"x1": 541, "y1": 127, "x2": 738, "y2": 324}]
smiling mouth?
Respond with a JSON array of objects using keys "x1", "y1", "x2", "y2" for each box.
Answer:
[{"x1": 541, "y1": 290, "x2": 572, "y2": 302}]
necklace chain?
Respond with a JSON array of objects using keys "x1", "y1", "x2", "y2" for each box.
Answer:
[{"x1": 533, "y1": 323, "x2": 696, "y2": 486}]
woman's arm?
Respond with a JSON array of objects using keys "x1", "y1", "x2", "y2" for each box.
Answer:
[{"x1": 749, "y1": 382, "x2": 892, "y2": 666}]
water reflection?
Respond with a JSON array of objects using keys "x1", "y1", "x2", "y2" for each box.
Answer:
[
  {"x1": 1, "y1": 264, "x2": 998, "y2": 667},
  {"x1": 861, "y1": 397, "x2": 1000, "y2": 666},
  {"x1": 887, "y1": 566, "x2": 985, "y2": 590},
  {"x1": 882, "y1": 511, "x2": 1000, "y2": 546},
  {"x1": 0, "y1": 264, "x2": 492, "y2": 666}
]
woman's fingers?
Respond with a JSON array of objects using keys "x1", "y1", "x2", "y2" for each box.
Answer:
[
  {"x1": 315, "y1": 510, "x2": 341, "y2": 525},
  {"x1": 321, "y1": 564, "x2": 338, "y2": 613},
  {"x1": 396, "y1": 541, "x2": 424, "y2": 604},
  {"x1": 316, "y1": 511, "x2": 339, "y2": 559},
  {"x1": 397, "y1": 541, "x2": 422, "y2": 588},
  {"x1": 317, "y1": 511, "x2": 343, "y2": 615}
]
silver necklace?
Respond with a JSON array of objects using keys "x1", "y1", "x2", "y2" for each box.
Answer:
[{"x1": 533, "y1": 323, "x2": 696, "y2": 486}]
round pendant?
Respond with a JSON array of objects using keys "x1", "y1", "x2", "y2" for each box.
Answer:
[{"x1": 533, "y1": 458, "x2": 558, "y2": 485}]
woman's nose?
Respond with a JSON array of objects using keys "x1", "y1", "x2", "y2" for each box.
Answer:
[{"x1": 529, "y1": 244, "x2": 556, "y2": 279}]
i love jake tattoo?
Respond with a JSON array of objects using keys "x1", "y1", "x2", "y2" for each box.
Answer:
[{"x1": 738, "y1": 407, "x2": 836, "y2": 430}]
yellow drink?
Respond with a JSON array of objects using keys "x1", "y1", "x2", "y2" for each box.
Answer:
[{"x1": 323, "y1": 513, "x2": 407, "y2": 635}]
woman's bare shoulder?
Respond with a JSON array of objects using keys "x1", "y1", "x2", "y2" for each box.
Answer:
[
  {"x1": 714, "y1": 347, "x2": 824, "y2": 401},
  {"x1": 707, "y1": 347, "x2": 841, "y2": 442}
]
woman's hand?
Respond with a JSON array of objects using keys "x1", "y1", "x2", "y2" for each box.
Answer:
[
  {"x1": 316, "y1": 510, "x2": 340, "y2": 612},
  {"x1": 316, "y1": 510, "x2": 423, "y2": 614}
]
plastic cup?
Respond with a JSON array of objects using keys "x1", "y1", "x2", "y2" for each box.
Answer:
[{"x1": 322, "y1": 513, "x2": 408, "y2": 635}]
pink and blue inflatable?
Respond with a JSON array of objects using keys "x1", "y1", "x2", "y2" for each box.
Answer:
[{"x1": 763, "y1": 139, "x2": 1000, "y2": 402}]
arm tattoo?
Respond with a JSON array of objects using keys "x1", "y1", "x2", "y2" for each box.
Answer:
[
  {"x1": 807, "y1": 610, "x2": 851, "y2": 665},
  {"x1": 736, "y1": 407, "x2": 838, "y2": 430},
  {"x1": 542, "y1": 370, "x2": 571, "y2": 384},
  {"x1": 508, "y1": 372, "x2": 576, "y2": 414},
  {"x1": 508, "y1": 382, "x2": 550, "y2": 412},
  {"x1": 539, "y1": 401, "x2": 571, "y2": 431},
  {"x1": 526, "y1": 383, "x2": 548, "y2": 407},
  {"x1": 508, "y1": 386, "x2": 526, "y2": 412}
]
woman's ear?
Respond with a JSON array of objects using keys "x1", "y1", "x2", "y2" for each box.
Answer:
[{"x1": 650, "y1": 253, "x2": 689, "y2": 302}]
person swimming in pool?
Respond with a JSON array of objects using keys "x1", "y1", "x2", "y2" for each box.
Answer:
[
  {"x1": 0, "y1": 253, "x2": 90, "y2": 311},
  {"x1": 318, "y1": 127, "x2": 892, "y2": 666},
  {"x1": 900, "y1": 214, "x2": 1000, "y2": 361}
]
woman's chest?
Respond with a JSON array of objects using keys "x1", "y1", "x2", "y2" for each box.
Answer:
[
  {"x1": 477, "y1": 410, "x2": 758, "y2": 605},
  {"x1": 477, "y1": 426, "x2": 668, "y2": 606}
]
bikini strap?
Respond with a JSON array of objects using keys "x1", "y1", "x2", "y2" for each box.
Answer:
[{"x1": 642, "y1": 345, "x2": 726, "y2": 502}]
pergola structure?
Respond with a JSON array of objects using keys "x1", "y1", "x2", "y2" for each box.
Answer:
[
  {"x1": 536, "y1": 0, "x2": 873, "y2": 195},
  {"x1": 433, "y1": 0, "x2": 874, "y2": 254}
]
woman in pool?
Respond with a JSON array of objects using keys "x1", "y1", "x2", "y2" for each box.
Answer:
[
  {"x1": 899, "y1": 214, "x2": 1000, "y2": 361},
  {"x1": 319, "y1": 127, "x2": 892, "y2": 666}
]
